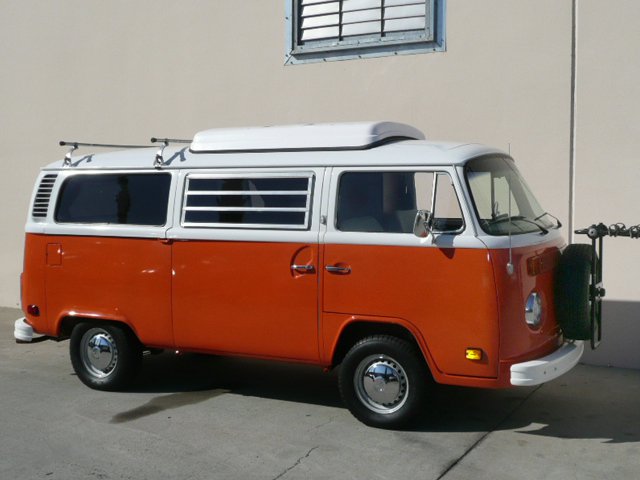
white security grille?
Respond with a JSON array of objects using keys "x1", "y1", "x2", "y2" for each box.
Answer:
[
  {"x1": 182, "y1": 174, "x2": 314, "y2": 230},
  {"x1": 298, "y1": 0, "x2": 432, "y2": 46},
  {"x1": 32, "y1": 174, "x2": 58, "y2": 219}
]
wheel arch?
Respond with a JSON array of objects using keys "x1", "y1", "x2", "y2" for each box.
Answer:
[
  {"x1": 330, "y1": 319, "x2": 435, "y2": 375},
  {"x1": 59, "y1": 313, "x2": 140, "y2": 344}
]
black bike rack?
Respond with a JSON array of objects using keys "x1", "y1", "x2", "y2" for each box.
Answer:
[{"x1": 574, "y1": 223, "x2": 640, "y2": 349}]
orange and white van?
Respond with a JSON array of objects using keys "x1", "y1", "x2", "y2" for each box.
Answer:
[{"x1": 15, "y1": 122, "x2": 590, "y2": 428}]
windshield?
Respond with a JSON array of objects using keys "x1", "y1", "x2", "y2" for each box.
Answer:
[{"x1": 465, "y1": 155, "x2": 556, "y2": 236}]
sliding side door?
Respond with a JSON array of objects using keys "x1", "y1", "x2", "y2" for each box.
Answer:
[{"x1": 171, "y1": 169, "x2": 323, "y2": 362}]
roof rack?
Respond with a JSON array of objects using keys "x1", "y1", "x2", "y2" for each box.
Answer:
[
  {"x1": 150, "y1": 137, "x2": 191, "y2": 167},
  {"x1": 59, "y1": 141, "x2": 150, "y2": 167},
  {"x1": 59, "y1": 138, "x2": 189, "y2": 168}
]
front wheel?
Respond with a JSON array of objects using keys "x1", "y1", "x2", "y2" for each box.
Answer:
[
  {"x1": 339, "y1": 335, "x2": 429, "y2": 428},
  {"x1": 70, "y1": 323, "x2": 142, "y2": 391}
]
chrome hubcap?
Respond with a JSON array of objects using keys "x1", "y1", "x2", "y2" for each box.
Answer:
[
  {"x1": 80, "y1": 328, "x2": 118, "y2": 378},
  {"x1": 354, "y1": 354, "x2": 408, "y2": 414}
]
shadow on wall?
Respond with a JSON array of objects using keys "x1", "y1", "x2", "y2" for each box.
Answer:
[{"x1": 581, "y1": 300, "x2": 640, "y2": 369}]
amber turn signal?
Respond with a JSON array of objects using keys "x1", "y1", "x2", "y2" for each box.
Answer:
[{"x1": 465, "y1": 348, "x2": 483, "y2": 361}]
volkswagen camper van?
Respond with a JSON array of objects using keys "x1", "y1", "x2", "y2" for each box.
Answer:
[{"x1": 15, "y1": 122, "x2": 592, "y2": 427}]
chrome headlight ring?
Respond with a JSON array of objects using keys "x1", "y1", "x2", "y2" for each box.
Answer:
[{"x1": 525, "y1": 292, "x2": 543, "y2": 329}]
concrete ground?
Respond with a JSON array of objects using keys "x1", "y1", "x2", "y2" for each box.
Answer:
[{"x1": 1, "y1": 306, "x2": 639, "y2": 480}]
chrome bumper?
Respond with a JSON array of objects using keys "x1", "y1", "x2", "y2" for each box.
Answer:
[
  {"x1": 510, "y1": 341, "x2": 584, "y2": 386},
  {"x1": 14, "y1": 317, "x2": 34, "y2": 342}
]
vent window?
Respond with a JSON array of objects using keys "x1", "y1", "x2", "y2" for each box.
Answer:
[
  {"x1": 182, "y1": 174, "x2": 314, "y2": 230},
  {"x1": 32, "y1": 174, "x2": 58, "y2": 219}
]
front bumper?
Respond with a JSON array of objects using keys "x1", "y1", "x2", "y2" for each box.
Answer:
[
  {"x1": 14, "y1": 317, "x2": 34, "y2": 342},
  {"x1": 510, "y1": 340, "x2": 584, "y2": 386}
]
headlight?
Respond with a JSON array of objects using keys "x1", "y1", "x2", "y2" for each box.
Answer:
[{"x1": 525, "y1": 292, "x2": 542, "y2": 329}]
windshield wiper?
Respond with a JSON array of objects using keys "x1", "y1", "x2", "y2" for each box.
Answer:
[
  {"x1": 489, "y1": 215, "x2": 549, "y2": 234},
  {"x1": 534, "y1": 211, "x2": 562, "y2": 229}
]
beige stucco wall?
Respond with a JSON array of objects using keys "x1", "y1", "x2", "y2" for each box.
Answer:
[
  {"x1": 574, "y1": 1, "x2": 640, "y2": 368},
  {"x1": 573, "y1": 0, "x2": 640, "y2": 301},
  {"x1": 0, "y1": 1, "x2": 636, "y2": 367},
  {"x1": 0, "y1": 0, "x2": 573, "y2": 306}
]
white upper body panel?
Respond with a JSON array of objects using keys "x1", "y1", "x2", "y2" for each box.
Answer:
[
  {"x1": 45, "y1": 141, "x2": 505, "y2": 171},
  {"x1": 30, "y1": 122, "x2": 562, "y2": 248}
]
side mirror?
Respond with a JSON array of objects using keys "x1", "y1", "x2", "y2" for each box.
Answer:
[{"x1": 413, "y1": 210, "x2": 433, "y2": 238}]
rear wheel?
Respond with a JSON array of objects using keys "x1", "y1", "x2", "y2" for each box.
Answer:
[
  {"x1": 339, "y1": 335, "x2": 428, "y2": 428},
  {"x1": 70, "y1": 323, "x2": 142, "y2": 391}
]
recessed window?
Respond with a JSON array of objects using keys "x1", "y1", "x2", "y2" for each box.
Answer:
[
  {"x1": 285, "y1": 0, "x2": 445, "y2": 64},
  {"x1": 182, "y1": 174, "x2": 314, "y2": 230},
  {"x1": 55, "y1": 173, "x2": 171, "y2": 226},
  {"x1": 336, "y1": 171, "x2": 463, "y2": 233}
]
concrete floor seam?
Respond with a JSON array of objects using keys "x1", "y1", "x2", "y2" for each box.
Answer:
[
  {"x1": 271, "y1": 445, "x2": 319, "y2": 480},
  {"x1": 435, "y1": 385, "x2": 543, "y2": 480}
]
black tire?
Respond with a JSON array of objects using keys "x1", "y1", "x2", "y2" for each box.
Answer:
[
  {"x1": 70, "y1": 322, "x2": 142, "y2": 391},
  {"x1": 338, "y1": 335, "x2": 429, "y2": 429},
  {"x1": 554, "y1": 244, "x2": 594, "y2": 340}
]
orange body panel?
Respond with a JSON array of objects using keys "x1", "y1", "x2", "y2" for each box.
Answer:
[
  {"x1": 23, "y1": 233, "x2": 173, "y2": 347},
  {"x1": 172, "y1": 240, "x2": 320, "y2": 361},
  {"x1": 22, "y1": 234, "x2": 48, "y2": 332},
  {"x1": 22, "y1": 230, "x2": 564, "y2": 389},
  {"x1": 322, "y1": 244, "x2": 500, "y2": 379},
  {"x1": 490, "y1": 239, "x2": 565, "y2": 365}
]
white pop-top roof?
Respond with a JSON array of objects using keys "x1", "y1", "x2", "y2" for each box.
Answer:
[{"x1": 190, "y1": 121, "x2": 425, "y2": 152}]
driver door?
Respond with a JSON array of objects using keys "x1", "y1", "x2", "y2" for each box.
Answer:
[{"x1": 321, "y1": 167, "x2": 499, "y2": 378}]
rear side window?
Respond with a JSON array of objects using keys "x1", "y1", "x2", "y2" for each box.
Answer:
[
  {"x1": 55, "y1": 173, "x2": 171, "y2": 226},
  {"x1": 182, "y1": 174, "x2": 313, "y2": 230},
  {"x1": 336, "y1": 171, "x2": 463, "y2": 233}
]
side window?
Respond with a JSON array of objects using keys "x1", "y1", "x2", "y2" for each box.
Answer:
[
  {"x1": 336, "y1": 171, "x2": 463, "y2": 233},
  {"x1": 55, "y1": 173, "x2": 171, "y2": 226},
  {"x1": 182, "y1": 174, "x2": 313, "y2": 230}
]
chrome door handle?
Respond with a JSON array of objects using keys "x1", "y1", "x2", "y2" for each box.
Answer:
[
  {"x1": 291, "y1": 264, "x2": 315, "y2": 273},
  {"x1": 325, "y1": 265, "x2": 351, "y2": 274}
]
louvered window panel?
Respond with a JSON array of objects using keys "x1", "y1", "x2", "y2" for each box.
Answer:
[
  {"x1": 31, "y1": 174, "x2": 58, "y2": 219},
  {"x1": 298, "y1": 0, "x2": 432, "y2": 47},
  {"x1": 182, "y1": 174, "x2": 314, "y2": 230}
]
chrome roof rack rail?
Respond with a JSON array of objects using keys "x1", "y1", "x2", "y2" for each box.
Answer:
[
  {"x1": 59, "y1": 141, "x2": 149, "y2": 167},
  {"x1": 150, "y1": 137, "x2": 191, "y2": 168}
]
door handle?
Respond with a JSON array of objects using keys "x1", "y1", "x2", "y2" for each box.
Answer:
[
  {"x1": 325, "y1": 265, "x2": 351, "y2": 274},
  {"x1": 291, "y1": 264, "x2": 315, "y2": 273}
]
